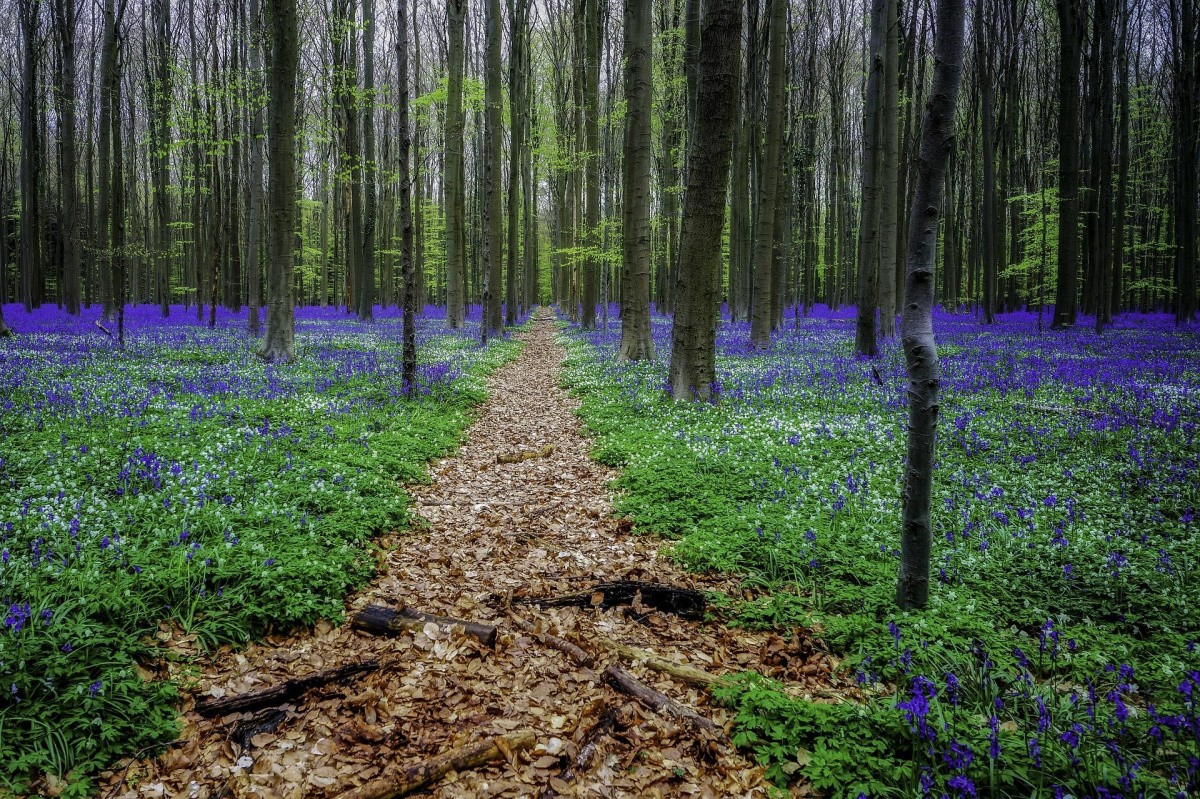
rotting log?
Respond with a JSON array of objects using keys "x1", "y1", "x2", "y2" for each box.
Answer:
[
  {"x1": 332, "y1": 729, "x2": 537, "y2": 799},
  {"x1": 510, "y1": 613, "x2": 595, "y2": 667},
  {"x1": 602, "y1": 664, "x2": 726, "y2": 739},
  {"x1": 595, "y1": 637, "x2": 718, "y2": 688},
  {"x1": 514, "y1": 581, "x2": 707, "y2": 620},
  {"x1": 352, "y1": 604, "x2": 498, "y2": 647},
  {"x1": 540, "y1": 702, "x2": 618, "y2": 799},
  {"x1": 497, "y1": 443, "x2": 555, "y2": 463},
  {"x1": 194, "y1": 661, "x2": 379, "y2": 718}
]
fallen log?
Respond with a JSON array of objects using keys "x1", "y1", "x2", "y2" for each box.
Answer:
[
  {"x1": 352, "y1": 604, "x2": 498, "y2": 647},
  {"x1": 497, "y1": 443, "x2": 555, "y2": 464},
  {"x1": 195, "y1": 661, "x2": 378, "y2": 718},
  {"x1": 596, "y1": 638, "x2": 718, "y2": 688},
  {"x1": 332, "y1": 729, "x2": 537, "y2": 799},
  {"x1": 514, "y1": 581, "x2": 707, "y2": 620},
  {"x1": 232, "y1": 708, "x2": 288, "y2": 751},
  {"x1": 510, "y1": 613, "x2": 595, "y2": 668},
  {"x1": 602, "y1": 665, "x2": 726, "y2": 739},
  {"x1": 540, "y1": 702, "x2": 618, "y2": 799}
]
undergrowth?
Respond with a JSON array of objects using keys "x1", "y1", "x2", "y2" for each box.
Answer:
[
  {"x1": 562, "y1": 307, "x2": 1200, "y2": 798},
  {"x1": 0, "y1": 305, "x2": 523, "y2": 794}
]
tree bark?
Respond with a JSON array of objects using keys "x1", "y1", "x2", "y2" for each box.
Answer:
[
  {"x1": 360, "y1": 0, "x2": 378, "y2": 321},
  {"x1": 855, "y1": 0, "x2": 885, "y2": 357},
  {"x1": 483, "y1": 0, "x2": 504, "y2": 338},
  {"x1": 445, "y1": 0, "x2": 467, "y2": 328},
  {"x1": 750, "y1": 0, "x2": 786, "y2": 349},
  {"x1": 1051, "y1": 0, "x2": 1082, "y2": 328},
  {"x1": 19, "y1": 0, "x2": 42, "y2": 314},
  {"x1": 258, "y1": 0, "x2": 299, "y2": 362},
  {"x1": 52, "y1": 0, "x2": 82, "y2": 316},
  {"x1": 666, "y1": 0, "x2": 742, "y2": 402},
  {"x1": 895, "y1": 0, "x2": 967, "y2": 610},
  {"x1": 617, "y1": 0, "x2": 653, "y2": 362},
  {"x1": 580, "y1": 0, "x2": 601, "y2": 329},
  {"x1": 399, "y1": 0, "x2": 417, "y2": 393}
]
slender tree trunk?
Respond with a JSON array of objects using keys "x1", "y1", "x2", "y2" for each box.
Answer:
[
  {"x1": 482, "y1": 0, "x2": 503, "y2": 337},
  {"x1": 247, "y1": 0, "x2": 265, "y2": 332},
  {"x1": 855, "y1": 0, "x2": 885, "y2": 357},
  {"x1": 360, "y1": 0, "x2": 377, "y2": 320},
  {"x1": 617, "y1": 0, "x2": 653, "y2": 361},
  {"x1": 580, "y1": 0, "x2": 601, "y2": 329},
  {"x1": 20, "y1": 0, "x2": 43, "y2": 314},
  {"x1": 399, "y1": 0, "x2": 417, "y2": 391},
  {"x1": 896, "y1": 0, "x2": 967, "y2": 610},
  {"x1": 445, "y1": 0, "x2": 467, "y2": 327},
  {"x1": 53, "y1": 0, "x2": 82, "y2": 316},
  {"x1": 666, "y1": 0, "x2": 742, "y2": 401},
  {"x1": 976, "y1": 0, "x2": 997, "y2": 324},
  {"x1": 1175, "y1": 0, "x2": 1198, "y2": 323},
  {"x1": 750, "y1": 0, "x2": 786, "y2": 349},
  {"x1": 258, "y1": 0, "x2": 299, "y2": 362},
  {"x1": 877, "y1": 0, "x2": 900, "y2": 336},
  {"x1": 1052, "y1": 0, "x2": 1082, "y2": 328}
]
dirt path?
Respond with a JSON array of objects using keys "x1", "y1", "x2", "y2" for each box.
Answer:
[{"x1": 103, "y1": 313, "x2": 837, "y2": 799}]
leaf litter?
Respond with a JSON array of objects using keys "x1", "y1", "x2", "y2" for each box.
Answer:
[{"x1": 97, "y1": 312, "x2": 848, "y2": 799}]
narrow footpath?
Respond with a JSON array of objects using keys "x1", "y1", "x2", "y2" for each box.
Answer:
[{"x1": 102, "y1": 312, "x2": 839, "y2": 799}]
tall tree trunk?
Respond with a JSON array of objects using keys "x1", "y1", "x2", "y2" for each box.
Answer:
[
  {"x1": 1051, "y1": 0, "x2": 1082, "y2": 328},
  {"x1": 855, "y1": 0, "x2": 885, "y2": 357},
  {"x1": 666, "y1": 0, "x2": 742, "y2": 401},
  {"x1": 248, "y1": 0, "x2": 265, "y2": 332},
  {"x1": 580, "y1": 0, "x2": 601, "y2": 329},
  {"x1": 149, "y1": 0, "x2": 171, "y2": 318},
  {"x1": 895, "y1": 0, "x2": 967, "y2": 610},
  {"x1": 20, "y1": 0, "x2": 42, "y2": 314},
  {"x1": 53, "y1": 0, "x2": 82, "y2": 316},
  {"x1": 1175, "y1": 0, "x2": 1198, "y2": 323},
  {"x1": 976, "y1": 0, "x2": 998, "y2": 324},
  {"x1": 483, "y1": 0, "x2": 503, "y2": 337},
  {"x1": 877, "y1": 0, "x2": 900, "y2": 336},
  {"x1": 750, "y1": 0, "x2": 786, "y2": 349},
  {"x1": 258, "y1": 0, "x2": 299, "y2": 362},
  {"x1": 360, "y1": 0, "x2": 377, "y2": 320},
  {"x1": 445, "y1": 0, "x2": 467, "y2": 327},
  {"x1": 617, "y1": 0, "x2": 653, "y2": 361},
  {"x1": 399, "y1": 0, "x2": 417, "y2": 391}
]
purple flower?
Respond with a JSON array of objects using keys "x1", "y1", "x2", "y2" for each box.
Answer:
[
  {"x1": 943, "y1": 739, "x2": 974, "y2": 771},
  {"x1": 947, "y1": 775, "x2": 976, "y2": 798},
  {"x1": 89, "y1": 680, "x2": 102, "y2": 697}
]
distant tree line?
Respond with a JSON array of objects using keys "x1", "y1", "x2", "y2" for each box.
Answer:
[{"x1": 0, "y1": 0, "x2": 1196, "y2": 345}]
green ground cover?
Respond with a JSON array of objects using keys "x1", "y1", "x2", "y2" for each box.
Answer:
[
  {"x1": 563, "y1": 308, "x2": 1200, "y2": 798},
  {"x1": 0, "y1": 305, "x2": 521, "y2": 795}
]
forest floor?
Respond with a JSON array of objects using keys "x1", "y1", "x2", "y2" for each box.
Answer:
[{"x1": 99, "y1": 311, "x2": 840, "y2": 799}]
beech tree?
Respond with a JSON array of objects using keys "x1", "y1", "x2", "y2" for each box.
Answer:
[
  {"x1": 895, "y1": 0, "x2": 968, "y2": 610},
  {"x1": 258, "y1": 0, "x2": 299, "y2": 363},
  {"x1": 666, "y1": 0, "x2": 742, "y2": 401},
  {"x1": 616, "y1": 0, "x2": 652, "y2": 362}
]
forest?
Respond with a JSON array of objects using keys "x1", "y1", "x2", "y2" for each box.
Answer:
[{"x1": 0, "y1": 0, "x2": 1198, "y2": 795}]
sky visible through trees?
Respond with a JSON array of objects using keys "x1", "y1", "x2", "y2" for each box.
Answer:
[{"x1": 1, "y1": 0, "x2": 1199, "y2": 795}]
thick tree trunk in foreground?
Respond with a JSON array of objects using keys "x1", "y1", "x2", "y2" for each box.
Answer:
[
  {"x1": 749, "y1": 0, "x2": 786, "y2": 350},
  {"x1": 258, "y1": 0, "x2": 299, "y2": 363},
  {"x1": 895, "y1": 0, "x2": 967, "y2": 610},
  {"x1": 617, "y1": 0, "x2": 653, "y2": 362},
  {"x1": 666, "y1": 0, "x2": 742, "y2": 402}
]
